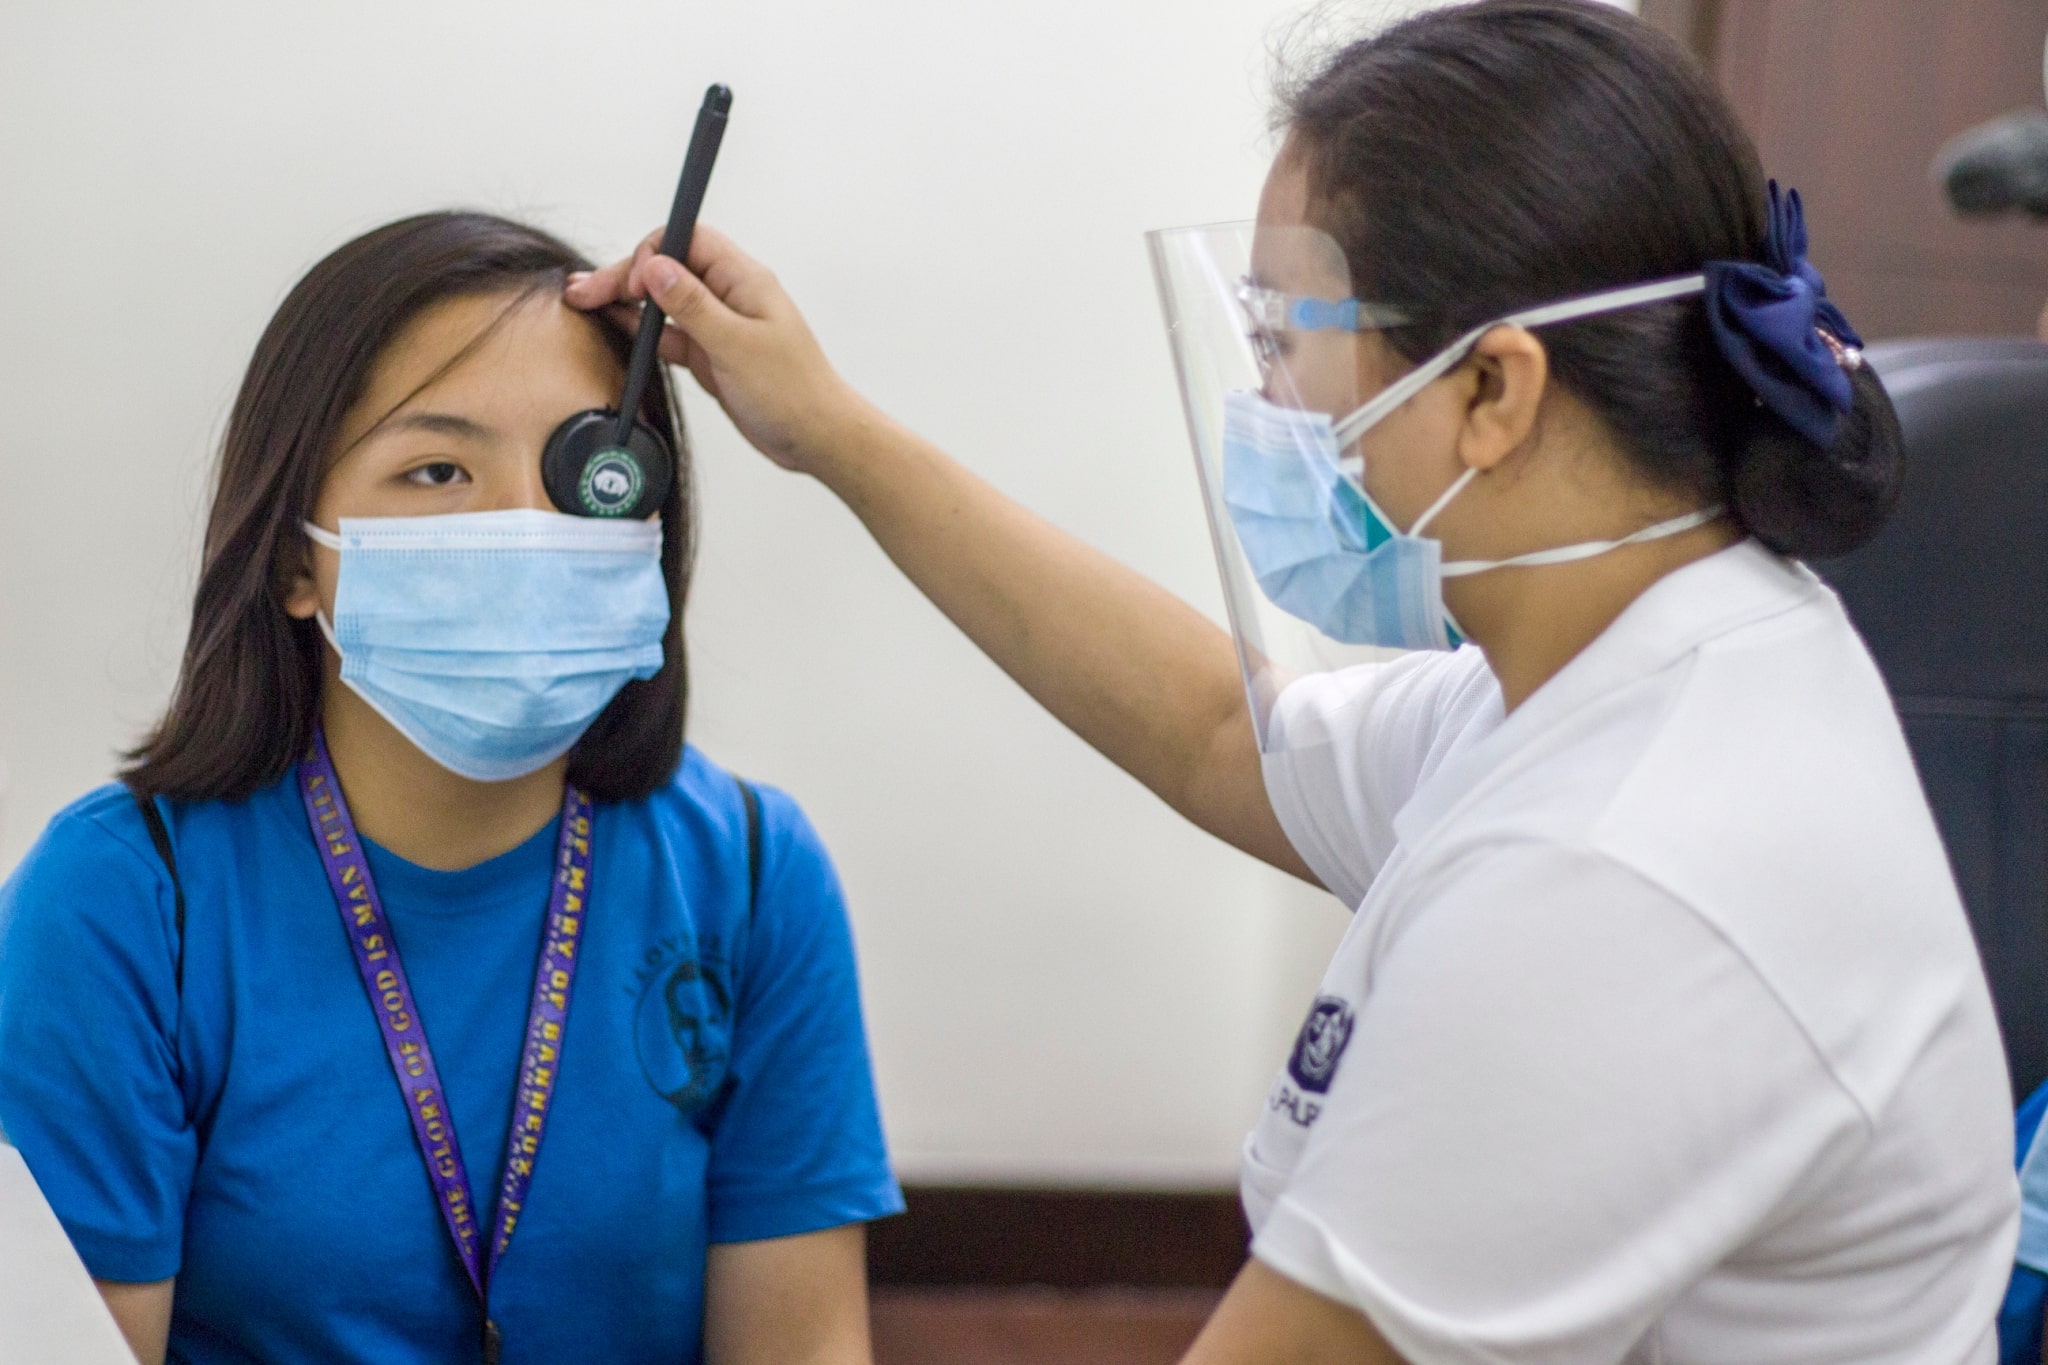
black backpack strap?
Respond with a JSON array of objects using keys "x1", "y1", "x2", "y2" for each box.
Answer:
[
  {"x1": 738, "y1": 778, "x2": 764, "y2": 919},
  {"x1": 128, "y1": 789, "x2": 187, "y2": 995}
]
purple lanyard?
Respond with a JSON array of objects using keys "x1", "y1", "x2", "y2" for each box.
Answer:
[{"x1": 297, "y1": 728, "x2": 591, "y2": 1364}]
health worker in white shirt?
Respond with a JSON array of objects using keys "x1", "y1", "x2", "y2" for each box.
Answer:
[{"x1": 567, "y1": 1, "x2": 2019, "y2": 1360}]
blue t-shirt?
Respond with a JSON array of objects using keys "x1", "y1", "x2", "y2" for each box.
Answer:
[{"x1": 0, "y1": 747, "x2": 902, "y2": 1364}]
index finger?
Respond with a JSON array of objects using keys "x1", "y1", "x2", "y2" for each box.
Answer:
[
  {"x1": 564, "y1": 227, "x2": 664, "y2": 310},
  {"x1": 681, "y1": 223, "x2": 780, "y2": 317}
]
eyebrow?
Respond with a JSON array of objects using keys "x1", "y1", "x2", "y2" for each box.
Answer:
[{"x1": 381, "y1": 411, "x2": 499, "y2": 441}]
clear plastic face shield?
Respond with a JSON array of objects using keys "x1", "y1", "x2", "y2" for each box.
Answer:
[
  {"x1": 1148, "y1": 221, "x2": 1718, "y2": 756},
  {"x1": 1147, "y1": 221, "x2": 1409, "y2": 753}
]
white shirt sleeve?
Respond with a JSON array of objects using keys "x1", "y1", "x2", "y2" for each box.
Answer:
[
  {"x1": 1260, "y1": 647, "x2": 1503, "y2": 907},
  {"x1": 1251, "y1": 841, "x2": 1868, "y2": 1365}
]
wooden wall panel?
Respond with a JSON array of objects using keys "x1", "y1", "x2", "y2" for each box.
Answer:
[{"x1": 1706, "y1": 0, "x2": 2048, "y2": 339}]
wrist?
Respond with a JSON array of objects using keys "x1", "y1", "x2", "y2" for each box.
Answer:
[{"x1": 792, "y1": 386, "x2": 899, "y2": 495}]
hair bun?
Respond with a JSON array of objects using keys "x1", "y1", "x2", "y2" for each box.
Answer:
[{"x1": 1727, "y1": 362, "x2": 1905, "y2": 559}]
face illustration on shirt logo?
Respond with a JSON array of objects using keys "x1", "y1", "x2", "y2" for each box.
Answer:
[
  {"x1": 1286, "y1": 996, "x2": 1356, "y2": 1095},
  {"x1": 633, "y1": 942, "x2": 734, "y2": 1116}
]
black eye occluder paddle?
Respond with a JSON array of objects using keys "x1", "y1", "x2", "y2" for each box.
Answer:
[{"x1": 543, "y1": 83, "x2": 733, "y2": 519}]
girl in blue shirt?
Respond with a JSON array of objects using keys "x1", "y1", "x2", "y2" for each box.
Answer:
[{"x1": 0, "y1": 211, "x2": 902, "y2": 1364}]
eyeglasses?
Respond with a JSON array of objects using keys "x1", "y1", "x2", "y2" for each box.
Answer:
[{"x1": 1233, "y1": 279, "x2": 1411, "y2": 334}]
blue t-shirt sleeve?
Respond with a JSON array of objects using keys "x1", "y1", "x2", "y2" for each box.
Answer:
[
  {"x1": 0, "y1": 792, "x2": 194, "y2": 1281},
  {"x1": 704, "y1": 786, "x2": 903, "y2": 1244}
]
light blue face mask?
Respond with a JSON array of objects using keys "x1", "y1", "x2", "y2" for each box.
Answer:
[
  {"x1": 304, "y1": 508, "x2": 670, "y2": 781},
  {"x1": 1222, "y1": 275, "x2": 1726, "y2": 650}
]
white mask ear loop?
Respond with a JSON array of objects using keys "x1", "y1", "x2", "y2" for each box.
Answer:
[
  {"x1": 301, "y1": 522, "x2": 346, "y2": 655},
  {"x1": 1330, "y1": 273, "x2": 1711, "y2": 455},
  {"x1": 1332, "y1": 330, "x2": 1486, "y2": 453},
  {"x1": 1406, "y1": 466, "x2": 1478, "y2": 539},
  {"x1": 1440, "y1": 505, "x2": 1724, "y2": 578},
  {"x1": 311, "y1": 610, "x2": 347, "y2": 659},
  {"x1": 1330, "y1": 272, "x2": 1717, "y2": 552}
]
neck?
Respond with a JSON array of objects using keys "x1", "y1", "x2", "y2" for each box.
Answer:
[
  {"x1": 1445, "y1": 520, "x2": 1742, "y2": 712},
  {"x1": 319, "y1": 672, "x2": 568, "y2": 872}
]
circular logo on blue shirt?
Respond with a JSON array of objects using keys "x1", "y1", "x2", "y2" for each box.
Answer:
[
  {"x1": 634, "y1": 946, "x2": 733, "y2": 1115},
  {"x1": 579, "y1": 447, "x2": 645, "y2": 517}
]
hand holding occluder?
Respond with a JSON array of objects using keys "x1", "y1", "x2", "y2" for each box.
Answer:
[{"x1": 565, "y1": 226, "x2": 865, "y2": 475}]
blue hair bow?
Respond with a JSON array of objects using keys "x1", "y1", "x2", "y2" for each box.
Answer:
[{"x1": 1703, "y1": 182, "x2": 1865, "y2": 447}]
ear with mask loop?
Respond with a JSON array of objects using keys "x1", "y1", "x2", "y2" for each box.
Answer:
[
  {"x1": 1341, "y1": 181, "x2": 1862, "y2": 535},
  {"x1": 1330, "y1": 273, "x2": 1719, "y2": 469},
  {"x1": 542, "y1": 84, "x2": 733, "y2": 519},
  {"x1": 1331, "y1": 183, "x2": 1863, "y2": 469}
]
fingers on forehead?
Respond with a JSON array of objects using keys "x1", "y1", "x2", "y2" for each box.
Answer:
[{"x1": 572, "y1": 254, "x2": 635, "y2": 303}]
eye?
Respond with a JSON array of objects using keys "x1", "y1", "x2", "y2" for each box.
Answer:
[
  {"x1": 403, "y1": 461, "x2": 469, "y2": 488},
  {"x1": 1245, "y1": 328, "x2": 1294, "y2": 377}
]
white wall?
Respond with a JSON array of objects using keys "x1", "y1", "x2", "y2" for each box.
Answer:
[{"x1": 0, "y1": 0, "x2": 1620, "y2": 1185}]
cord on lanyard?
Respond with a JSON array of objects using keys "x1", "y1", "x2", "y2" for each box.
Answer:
[{"x1": 297, "y1": 728, "x2": 592, "y2": 1365}]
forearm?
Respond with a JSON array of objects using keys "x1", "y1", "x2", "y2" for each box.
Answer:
[
  {"x1": 1182, "y1": 1260, "x2": 1406, "y2": 1365},
  {"x1": 571, "y1": 231, "x2": 1309, "y2": 877},
  {"x1": 813, "y1": 401, "x2": 1304, "y2": 874},
  {"x1": 96, "y1": 1278, "x2": 172, "y2": 1365},
  {"x1": 703, "y1": 1228, "x2": 872, "y2": 1365}
]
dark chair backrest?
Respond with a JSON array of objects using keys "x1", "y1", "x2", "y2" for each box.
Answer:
[{"x1": 1816, "y1": 338, "x2": 2048, "y2": 1101}]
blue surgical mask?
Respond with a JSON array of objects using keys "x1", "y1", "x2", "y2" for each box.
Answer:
[
  {"x1": 1222, "y1": 276, "x2": 1726, "y2": 650},
  {"x1": 1222, "y1": 391, "x2": 1462, "y2": 649},
  {"x1": 304, "y1": 509, "x2": 670, "y2": 781}
]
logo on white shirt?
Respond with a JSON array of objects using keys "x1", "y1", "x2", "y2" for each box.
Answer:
[{"x1": 1287, "y1": 996, "x2": 1356, "y2": 1095}]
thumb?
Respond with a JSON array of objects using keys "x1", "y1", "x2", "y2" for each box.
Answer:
[{"x1": 640, "y1": 254, "x2": 740, "y2": 348}]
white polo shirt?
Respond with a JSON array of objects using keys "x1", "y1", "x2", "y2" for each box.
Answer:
[{"x1": 1247, "y1": 540, "x2": 2018, "y2": 1365}]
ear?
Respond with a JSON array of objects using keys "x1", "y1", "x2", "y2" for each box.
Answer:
[
  {"x1": 283, "y1": 534, "x2": 324, "y2": 621},
  {"x1": 1456, "y1": 325, "x2": 1549, "y2": 473}
]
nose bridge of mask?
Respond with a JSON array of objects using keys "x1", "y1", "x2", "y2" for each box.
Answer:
[{"x1": 308, "y1": 510, "x2": 668, "y2": 654}]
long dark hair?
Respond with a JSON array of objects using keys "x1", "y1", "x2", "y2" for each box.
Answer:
[
  {"x1": 1279, "y1": 0, "x2": 1904, "y2": 557},
  {"x1": 124, "y1": 211, "x2": 694, "y2": 802}
]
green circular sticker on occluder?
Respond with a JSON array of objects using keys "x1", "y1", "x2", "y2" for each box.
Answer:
[{"x1": 579, "y1": 448, "x2": 646, "y2": 516}]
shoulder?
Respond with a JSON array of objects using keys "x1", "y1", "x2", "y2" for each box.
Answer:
[
  {"x1": 1378, "y1": 839, "x2": 1837, "y2": 1082},
  {"x1": 0, "y1": 784, "x2": 183, "y2": 989},
  {"x1": 1398, "y1": 837, "x2": 1716, "y2": 953},
  {"x1": 3, "y1": 774, "x2": 310, "y2": 951},
  {"x1": 1359, "y1": 837, "x2": 1822, "y2": 1083},
  {"x1": 636, "y1": 747, "x2": 833, "y2": 873},
  {"x1": 1336, "y1": 842, "x2": 1873, "y2": 1173},
  {"x1": 637, "y1": 754, "x2": 857, "y2": 1011},
  {"x1": 1268, "y1": 646, "x2": 1497, "y2": 753},
  {"x1": 1589, "y1": 631, "x2": 1989, "y2": 1116},
  {"x1": 624, "y1": 749, "x2": 845, "y2": 935},
  {"x1": 1262, "y1": 649, "x2": 1502, "y2": 906},
  {"x1": 5, "y1": 784, "x2": 170, "y2": 915},
  {"x1": 28, "y1": 782, "x2": 163, "y2": 863}
]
